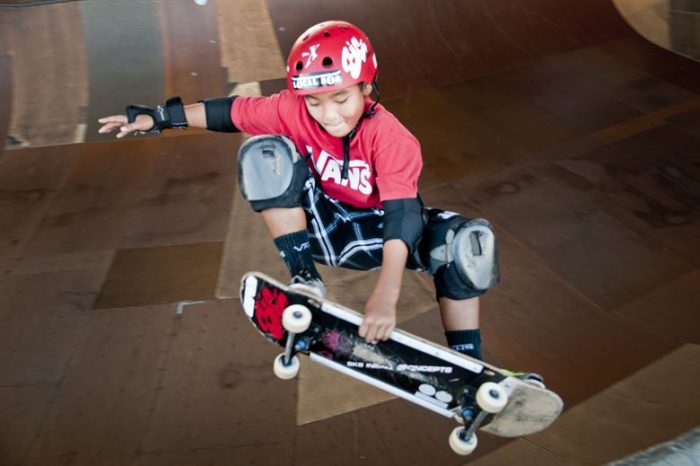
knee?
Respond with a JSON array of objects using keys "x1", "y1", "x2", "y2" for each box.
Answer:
[
  {"x1": 426, "y1": 213, "x2": 499, "y2": 299},
  {"x1": 237, "y1": 135, "x2": 309, "y2": 212},
  {"x1": 434, "y1": 264, "x2": 488, "y2": 300}
]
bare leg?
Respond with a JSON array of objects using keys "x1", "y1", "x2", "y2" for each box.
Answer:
[
  {"x1": 439, "y1": 296, "x2": 479, "y2": 331},
  {"x1": 261, "y1": 207, "x2": 307, "y2": 238}
]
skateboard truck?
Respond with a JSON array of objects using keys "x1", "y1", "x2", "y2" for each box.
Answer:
[
  {"x1": 449, "y1": 382, "x2": 509, "y2": 455},
  {"x1": 273, "y1": 304, "x2": 313, "y2": 379}
]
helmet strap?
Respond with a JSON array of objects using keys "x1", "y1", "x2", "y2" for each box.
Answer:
[
  {"x1": 366, "y1": 80, "x2": 380, "y2": 117},
  {"x1": 341, "y1": 136, "x2": 351, "y2": 180},
  {"x1": 340, "y1": 80, "x2": 380, "y2": 180}
]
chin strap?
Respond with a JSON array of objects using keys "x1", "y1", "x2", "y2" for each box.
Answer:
[
  {"x1": 340, "y1": 82, "x2": 380, "y2": 180},
  {"x1": 340, "y1": 130, "x2": 356, "y2": 181}
]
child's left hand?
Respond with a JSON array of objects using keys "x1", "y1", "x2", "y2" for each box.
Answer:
[{"x1": 359, "y1": 292, "x2": 397, "y2": 344}]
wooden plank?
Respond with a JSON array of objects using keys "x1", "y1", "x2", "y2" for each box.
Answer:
[
  {"x1": 96, "y1": 242, "x2": 223, "y2": 309},
  {"x1": 4, "y1": 3, "x2": 88, "y2": 149},
  {"x1": 215, "y1": 0, "x2": 285, "y2": 84}
]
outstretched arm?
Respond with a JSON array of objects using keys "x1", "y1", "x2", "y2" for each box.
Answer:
[{"x1": 98, "y1": 101, "x2": 207, "y2": 139}]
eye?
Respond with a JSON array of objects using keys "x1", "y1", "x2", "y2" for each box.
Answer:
[{"x1": 335, "y1": 98, "x2": 348, "y2": 104}]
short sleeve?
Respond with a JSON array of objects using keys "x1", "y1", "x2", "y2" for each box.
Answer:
[
  {"x1": 231, "y1": 92, "x2": 293, "y2": 136},
  {"x1": 374, "y1": 134, "x2": 423, "y2": 202}
]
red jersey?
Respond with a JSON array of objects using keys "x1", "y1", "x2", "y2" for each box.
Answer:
[{"x1": 231, "y1": 90, "x2": 422, "y2": 209}]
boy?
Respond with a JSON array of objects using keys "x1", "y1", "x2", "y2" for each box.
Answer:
[{"x1": 98, "y1": 21, "x2": 498, "y2": 360}]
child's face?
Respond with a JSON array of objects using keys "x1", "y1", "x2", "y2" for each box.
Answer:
[{"x1": 303, "y1": 84, "x2": 372, "y2": 138}]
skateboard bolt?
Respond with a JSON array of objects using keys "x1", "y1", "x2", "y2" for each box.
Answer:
[
  {"x1": 295, "y1": 340, "x2": 308, "y2": 351},
  {"x1": 489, "y1": 389, "x2": 501, "y2": 399}
]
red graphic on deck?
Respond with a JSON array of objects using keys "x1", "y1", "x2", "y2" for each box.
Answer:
[
  {"x1": 322, "y1": 330, "x2": 354, "y2": 357},
  {"x1": 254, "y1": 286, "x2": 288, "y2": 340}
]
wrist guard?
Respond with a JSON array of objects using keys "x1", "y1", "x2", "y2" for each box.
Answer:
[{"x1": 126, "y1": 96, "x2": 188, "y2": 134}]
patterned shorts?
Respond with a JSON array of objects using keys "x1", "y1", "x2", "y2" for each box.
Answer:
[
  {"x1": 300, "y1": 176, "x2": 486, "y2": 300},
  {"x1": 301, "y1": 176, "x2": 390, "y2": 271}
]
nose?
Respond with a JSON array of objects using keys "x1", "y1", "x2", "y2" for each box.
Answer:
[{"x1": 322, "y1": 104, "x2": 340, "y2": 124}]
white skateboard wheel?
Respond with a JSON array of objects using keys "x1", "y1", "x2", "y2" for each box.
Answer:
[
  {"x1": 449, "y1": 427, "x2": 477, "y2": 455},
  {"x1": 273, "y1": 353, "x2": 300, "y2": 379},
  {"x1": 282, "y1": 305, "x2": 312, "y2": 334},
  {"x1": 476, "y1": 382, "x2": 508, "y2": 413}
]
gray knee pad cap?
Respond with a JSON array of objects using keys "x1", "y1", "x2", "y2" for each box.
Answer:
[
  {"x1": 429, "y1": 216, "x2": 500, "y2": 292},
  {"x1": 237, "y1": 135, "x2": 308, "y2": 212},
  {"x1": 452, "y1": 218, "x2": 499, "y2": 290}
]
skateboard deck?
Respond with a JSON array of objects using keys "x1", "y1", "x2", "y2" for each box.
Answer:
[{"x1": 240, "y1": 271, "x2": 563, "y2": 454}]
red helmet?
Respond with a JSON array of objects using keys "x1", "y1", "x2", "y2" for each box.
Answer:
[{"x1": 287, "y1": 21, "x2": 378, "y2": 96}]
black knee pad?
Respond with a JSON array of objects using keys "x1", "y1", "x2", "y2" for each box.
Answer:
[
  {"x1": 434, "y1": 264, "x2": 487, "y2": 300},
  {"x1": 422, "y1": 209, "x2": 499, "y2": 299}
]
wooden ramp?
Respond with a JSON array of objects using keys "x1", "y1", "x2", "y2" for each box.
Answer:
[
  {"x1": 468, "y1": 345, "x2": 700, "y2": 466},
  {"x1": 1, "y1": 0, "x2": 699, "y2": 465}
]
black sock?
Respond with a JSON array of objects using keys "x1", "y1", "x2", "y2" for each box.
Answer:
[
  {"x1": 273, "y1": 230, "x2": 320, "y2": 279},
  {"x1": 445, "y1": 329, "x2": 482, "y2": 360}
]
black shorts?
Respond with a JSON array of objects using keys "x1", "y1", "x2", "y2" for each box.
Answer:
[{"x1": 301, "y1": 176, "x2": 486, "y2": 300}]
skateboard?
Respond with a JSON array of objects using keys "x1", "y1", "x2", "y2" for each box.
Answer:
[{"x1": 239, "y1": 271, "x2": 563, "y2": 455}]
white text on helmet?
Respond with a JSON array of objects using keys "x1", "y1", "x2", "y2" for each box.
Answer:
[{"x1": 292, "y1": 70, "x2": 342, "y2": 90}]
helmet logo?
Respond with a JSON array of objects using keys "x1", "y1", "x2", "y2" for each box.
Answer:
[
  {"x1": 292, "y1": 70, "x2": 342, "y2": 91},
  {"x1": 302, "y1": 44, "x2": 320, "y2": 68},
  {"x1": 341, "y1": 37, "x2": 368, "y2": 80}
]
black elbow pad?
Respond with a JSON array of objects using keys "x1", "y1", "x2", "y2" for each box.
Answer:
[
  {"x1": 382, "y1": 198, "x2": 425, "y2": 254},
  {"x1": 201, "y1": 96, "x2": 239, "y2": 132}
]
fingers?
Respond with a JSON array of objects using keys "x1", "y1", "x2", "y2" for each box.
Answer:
[
  {"x1": 359, "y1": 295, "x2": 397, "y2": 344},
  {"x1": 97, "y1": 121, "x2": 123, "y2": 136},
  {"x1": 116, "y1": 122, "x2": 142, "y2": 139},
  {"x1": 97, "y1": 115, "x2": 127, "y2": 130},
  {"x1": 98, "y1": 115, "x2": 127, "y2": 125},
  {"x1": 97, "y1": 114, "x2": 153, "y2": 139},
  {"x1": 359, "y1": 319, "x2": 395, "y2": 344},
  {"x1": 98, "y1": 115, "x2": 130, "y2": 138},
  {"x1": 378, "y1": 323, "x2": 395, "y2": 341}
]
